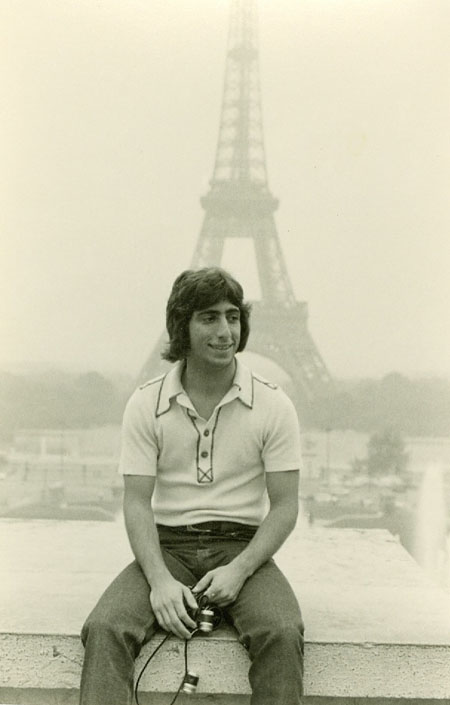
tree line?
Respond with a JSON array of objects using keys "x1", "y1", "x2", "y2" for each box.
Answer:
[
  {"x1": 307, "y1": 371, "x2": 450, "y2": 437},
  {"x1": 0, "y1": 369, "x2": 449, "y2": 443},
  {"x1": 0, "y1": 370, "x2": 133, "y2": 442}
]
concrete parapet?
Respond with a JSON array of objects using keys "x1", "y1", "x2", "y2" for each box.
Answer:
[{"x1": 1, "y1": 519, "x2": 450, "y2": 703}]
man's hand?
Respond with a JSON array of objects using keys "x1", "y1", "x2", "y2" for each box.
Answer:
[
  {"x1": 193, "y1": 561, "x2": 249, "y2": 607},
  {"x1": 150, "y1": 576, "x2": 199, "y2": 639}
]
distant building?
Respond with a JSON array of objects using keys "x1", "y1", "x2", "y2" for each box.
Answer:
[{"x1": 0, "y1": 429, "x2": 121, "y2": 520}]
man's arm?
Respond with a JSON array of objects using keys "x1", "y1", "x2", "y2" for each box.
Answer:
[
  {"x1": 193, "y1": 470, "x2": 299, "y2": 606},
  {"x1": 123, "y1": 475, "x2": 197, "y2": 638}
]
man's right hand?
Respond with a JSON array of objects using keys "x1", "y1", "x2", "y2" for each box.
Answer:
[{"x1": 150, "y1": 576, "x2": 199, "y2": 639}]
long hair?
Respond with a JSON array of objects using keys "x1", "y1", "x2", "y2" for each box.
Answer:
[{"x1": 162, "y1": 267, "x2": 251, "y2": 362}]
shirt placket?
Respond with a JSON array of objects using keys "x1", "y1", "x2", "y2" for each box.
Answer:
[
  {"x1": 180, "y1": 388, "x2": 240, "y2": 485},
  {"x1": 195, "y1": 414, "x2": 215, "y2": 483}
]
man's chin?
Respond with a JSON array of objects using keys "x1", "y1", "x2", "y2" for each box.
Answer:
[{"x1": 206, "y1": 348, "x2": 236, "y2": 366}]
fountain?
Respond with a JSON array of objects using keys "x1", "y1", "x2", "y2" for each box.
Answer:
[{"x1": 414, "y1": 463, "x2": 449, "y2": 588}]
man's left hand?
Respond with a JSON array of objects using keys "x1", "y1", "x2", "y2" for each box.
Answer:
[{"x1": 192, "y1": 561, "x2": 248, "y2": 607}]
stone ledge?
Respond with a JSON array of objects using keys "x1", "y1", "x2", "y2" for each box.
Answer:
[
  {"x1": 1, "y1": 520, "x2": 450, "y2": 701},
  {"x1": 2, "y1": 632, "x2": 450, "y2": 700}
]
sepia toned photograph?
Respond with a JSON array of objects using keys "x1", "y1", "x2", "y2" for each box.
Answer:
[{"x1": 1, "y1": 1, "x2": 450, "y2": 703}]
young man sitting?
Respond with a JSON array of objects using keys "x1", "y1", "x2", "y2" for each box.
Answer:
[{"x1": 80, "y1": 267, "x2": 304, "y2": 705}]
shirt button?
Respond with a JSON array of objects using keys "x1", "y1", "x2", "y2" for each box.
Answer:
[
  {"x1": 200, "y1": 451, "x2": 209, "y2": 458},
  {"x1": 204, "y1": 430, "x2": 210, "y2": 437}
]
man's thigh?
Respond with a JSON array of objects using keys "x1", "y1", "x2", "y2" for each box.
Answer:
[
  {"x1": 226, "y1": 559, "x2": 304, "y2": 644},
  {"x1": 82, "y1": 553, "x2": 197, "y2": 641}
]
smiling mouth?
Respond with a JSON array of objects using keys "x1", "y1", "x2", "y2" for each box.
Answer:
[{"x1": 210, "y1": 344, "x2": 233, "y2": 351}]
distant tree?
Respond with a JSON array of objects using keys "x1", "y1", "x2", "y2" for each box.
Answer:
[
  {"x1": 0, "y1": 369, "x2": 131, "y2": 440},
  {"x1": 71, "y1": 372, "x2": 123, "y2": 426},
  {"x1": 366, "y1": 428, "x2": 409, "y2": 477},
  {"x1": 306, "y1": 374, "x2": 450, "y2": 436},
  {"x1": 349, "y1": 456, "x2": 368, "y2": 476}
]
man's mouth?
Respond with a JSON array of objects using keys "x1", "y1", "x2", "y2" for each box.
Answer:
[{"x1": 209, "y1": 344, "x2": 233, "y2": 351}]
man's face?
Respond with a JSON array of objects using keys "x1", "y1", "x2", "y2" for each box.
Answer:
[{"x1": 187, "y1": 299, "x2": 241, "y2": 369}]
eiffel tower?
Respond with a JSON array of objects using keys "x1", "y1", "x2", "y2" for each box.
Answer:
[{"x1": 139, "y1": 0, "x2": 332, "y2": 410}]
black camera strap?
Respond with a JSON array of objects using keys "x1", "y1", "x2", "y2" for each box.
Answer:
[
  {"x1": 134, "y1": 616, "x2": 222, "y2": 705},
  {"x1": 134, "y1": 589, "x2": 223, "y2": 704},
  {"x1": 134, "y1": 631, "x2": 173, "y2": 705}
]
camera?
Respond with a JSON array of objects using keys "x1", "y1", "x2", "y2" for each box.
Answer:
[{"x1": 186, "y1": 591, "x2": 222, "y2": 633}]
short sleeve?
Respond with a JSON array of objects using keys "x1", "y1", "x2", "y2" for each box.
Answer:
[
  {"x1": 118, "y1": 390, "x2": 158, "y2": 476},
  {"x1": 261, "y1": 392, "x2": 302, "y2": 473}
]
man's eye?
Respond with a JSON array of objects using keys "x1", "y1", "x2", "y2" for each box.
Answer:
[{"x1": 228, "y1": 315, "x2": 240, "y2": 323}]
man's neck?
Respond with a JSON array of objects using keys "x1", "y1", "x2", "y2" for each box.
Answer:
[{"x1": 183, "y1": 358, "x2": 237, "y2": 399}]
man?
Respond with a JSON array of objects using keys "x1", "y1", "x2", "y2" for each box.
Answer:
[{"x1": 80, "y1": 267, "x2": 304, "y2": 705}]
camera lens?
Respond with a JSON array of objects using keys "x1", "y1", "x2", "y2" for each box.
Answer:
[
  {"x1": 182, "y1": 671, "x2": 199, "y2": 693},
  {"x1": 198, "y1": 608, "x2": 215, "y2": 632}
]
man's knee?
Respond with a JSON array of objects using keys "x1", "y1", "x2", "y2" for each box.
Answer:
[
  {"x1": 81, "y1": 613, "x2": 121, "y2": 647},
  {"x1": 250, "y1": 613, "x2": 304, "y2": 656},
  {"x1": 273, "y1": 618, "x2": 303, "y2": 646}
]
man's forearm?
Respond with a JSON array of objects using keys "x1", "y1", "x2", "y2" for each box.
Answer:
[
  {"x1": 123, "y1": 496, "x2": 170, "y2": 586},
  {"x1": 232, "y1": 504, "x2": 297, "y2": 579}
]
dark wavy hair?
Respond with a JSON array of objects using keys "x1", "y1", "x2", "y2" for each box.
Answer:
[{"x1": 162, "y1": 267, "x2": 251, "y2": 362}]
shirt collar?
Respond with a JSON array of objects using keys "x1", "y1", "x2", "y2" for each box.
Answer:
[
  {"x1": 156, "y1": 357, "x2": 253, "y2": 416},
  {"x1": 156, "y1": 362, "x2": 185, "y2": 416},
  {"x1": 231, "y1": 357, "x2": 253, "y2": 408}
]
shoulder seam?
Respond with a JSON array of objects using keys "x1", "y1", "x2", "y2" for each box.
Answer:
[
  {"x1": 138, "y1": 374, "x2": 165, "y2": 391},
  {"x1": 252, "y1": 374, "x2": 278, "y2": 391}
]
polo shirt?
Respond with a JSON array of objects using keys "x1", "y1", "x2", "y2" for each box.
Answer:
[{"x1": 119, "y1": 358, "x2": 302, "y2": 526}]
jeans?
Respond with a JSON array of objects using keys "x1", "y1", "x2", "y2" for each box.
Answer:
[{"x1": 80, "y1": 523, "x2": 304, "y2": 705}]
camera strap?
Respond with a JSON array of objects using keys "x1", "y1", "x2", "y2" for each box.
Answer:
[{"x1": 134, "y1": 616, "x2": 222, "y2": 705}]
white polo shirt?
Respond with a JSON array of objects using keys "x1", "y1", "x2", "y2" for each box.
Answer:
[{"x1": 119, "y1": 358, "x2": 302, "y2": 526}]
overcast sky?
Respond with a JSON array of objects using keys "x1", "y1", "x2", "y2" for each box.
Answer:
[{"x1": 1, "y1": 0, "x2": 449, "y2": 380}]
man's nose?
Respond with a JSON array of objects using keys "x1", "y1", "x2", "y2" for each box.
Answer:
[{"x1": 217, "y1": 315, "x2": 231, "y2": 337}]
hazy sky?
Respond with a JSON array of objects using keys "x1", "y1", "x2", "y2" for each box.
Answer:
[{"x1": 1, "y1": 0, "x2": 449, "y2": 380}]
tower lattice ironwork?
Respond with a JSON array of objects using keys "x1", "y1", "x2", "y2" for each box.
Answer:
[{"x1": 139, "y1": 0, "x2": 332, "y2": 409}]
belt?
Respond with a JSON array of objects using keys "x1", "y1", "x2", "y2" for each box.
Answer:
[{"x1": 157, "y1": 521, "x2": 258, "y2": 536}]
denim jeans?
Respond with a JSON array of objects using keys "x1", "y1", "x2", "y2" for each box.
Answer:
[{"x1": 80, "y1": 524, "x2": 304, "y2": 705}]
